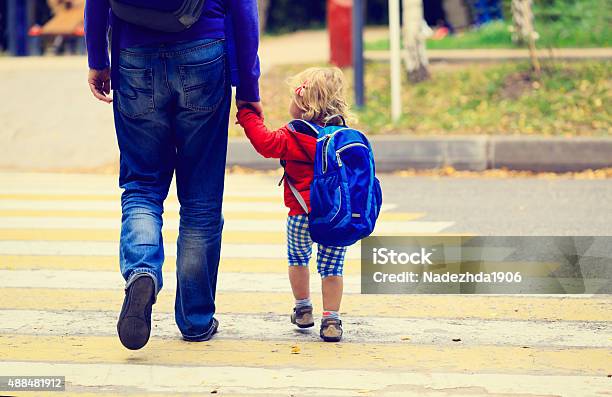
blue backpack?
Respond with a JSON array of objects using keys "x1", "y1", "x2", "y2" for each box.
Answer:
[{"x1": 286, "y1": 118, "x2": 382, "y2": 247}]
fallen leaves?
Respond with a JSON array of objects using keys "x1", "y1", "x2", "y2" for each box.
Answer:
[
  {"x1": 394, "y1": 167, "x2": 612, "y2": 179},
  {"x1": 290, "y1": 344, "x2": 301, "y2": 354}
]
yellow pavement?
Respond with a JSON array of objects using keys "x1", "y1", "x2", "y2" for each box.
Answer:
[{"x1": 0, "y1": 172, "x2": 610, "y2": 397}]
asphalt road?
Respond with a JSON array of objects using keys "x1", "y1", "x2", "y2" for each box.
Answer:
[{"x1": 379, "y1": 175, "x2": 612, "y2": 235}]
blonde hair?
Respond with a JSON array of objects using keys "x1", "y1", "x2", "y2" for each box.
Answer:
[{"x1": 289, "y1": 67, "x2": 352, "y2": 126}]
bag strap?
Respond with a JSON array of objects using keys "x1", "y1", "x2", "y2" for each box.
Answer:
[
  {"x1": 286, "y1": 177, "x2": 309, "y2": 214},
  {"x1": 279, "y1": 160, "x2": 309, "y2": 214},
  {"x1": 323, "y1": 114, "x2": 347, "y2": 127}
]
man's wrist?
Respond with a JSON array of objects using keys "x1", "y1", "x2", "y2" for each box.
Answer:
[
  {"x1": 89, "y1": 64, "x2": 110, "y2": 71},
  {"x1": 238, "y1": 103, "x2": 259, "y2": 113},
  {"x1": 236, "y1": 86, "x2": 260, "y2": 103}
]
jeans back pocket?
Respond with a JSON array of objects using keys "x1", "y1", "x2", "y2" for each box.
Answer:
[
  {"x1": 117, "y1": 66, "x2": 155, "y2": 118},
  {"x1": 178, "y1": 53, "x2": 226, "y2": 112}
]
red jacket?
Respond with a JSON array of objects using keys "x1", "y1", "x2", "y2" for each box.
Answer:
[{"x1": 237, "y1": 107, "x2": 317, "y2": 216}]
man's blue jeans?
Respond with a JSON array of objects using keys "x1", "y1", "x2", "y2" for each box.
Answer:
[{"x1": 113, "y1": 38, "x2": 230, "y2": 340}]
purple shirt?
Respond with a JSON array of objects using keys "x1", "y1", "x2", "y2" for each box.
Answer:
[{"x1": 84, "y1": 0, "x2": 260, "y2": 101}]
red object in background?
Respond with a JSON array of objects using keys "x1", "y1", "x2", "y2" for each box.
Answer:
[
  {"x1": 327, "y1": 0, "x2": 353, "y2": 68},
  {"x1": 28, "y1": 24, "x2": 43, "y2": 37},
  {"x1": 73, "y1": 24, "x2": 85, "y2": 37}
]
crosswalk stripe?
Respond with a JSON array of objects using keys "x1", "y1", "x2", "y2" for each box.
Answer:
[
  {"x1": 0, "y1": 229, "x2": 289, "y2": 244},
  {"x1": 0, "y1": 220, "x2": 452, "y2": 244},
  {"x1": 0, "y1": 255, "x2": 574, "y2": 280},
  {"x1": 0, "y1": 199, "x2": 311, "y2": 213},
  {"x1": 0, "y1": 209, "x2": 426, "y2": 221},
  {"x1": 1, "y1": 334, "x2": 609, "y2": 375},
  {"x1": 0, "y1": 172, "x2": 284, "y2": 196},
  {"x1": 0, "y1": 193, "x2": 279, "y2": 202},
  {"x1": 0, "y1": 269, "x2": 362, "y2": 293},
  {"x1": 0, "y1": 199, "x2": 398, "y2": 213},
  {"x1": 0, "y1": 219, "x2": 451, "y2": 234},
  {"x1": 0, "y1": 288, "x2": 608, "y2": 321},
  {"x1": 0, "y1": 255, "x2": 362, "y2": 274},
  {"x1": 1, "y1": 309, "x2": 609, "y2": 348},
  {"x1": 1, "y1": 362, "x2": 608, "y2": 397},
  {"x1": 0, "y1": 241, "x2": 362, "y2": 258}
]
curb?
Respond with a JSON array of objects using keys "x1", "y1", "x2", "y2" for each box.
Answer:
[{"x1": 227, "y1": 136, "x2": 612, "y2": 172}]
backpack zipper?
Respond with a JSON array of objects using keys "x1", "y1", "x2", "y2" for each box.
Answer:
[
  {"x1": 329, "y1": 187, "x2": 342, "y2": 223},
  {"x1": 335, "y1": 142, "x2": 369, "y2": 167},
  {"x1": 322, "y1": 135, "x2": 331, "y2": 173}
]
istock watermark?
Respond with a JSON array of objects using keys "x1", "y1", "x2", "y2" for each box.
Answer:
[{"x1": 361, "y1": 236, "x2": 612, "y2": 294}]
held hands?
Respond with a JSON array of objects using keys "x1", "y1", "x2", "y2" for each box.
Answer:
[
  {"x1": 88, "y1": 68, "x2": 112, "y2": 103},
  {"x1": 236, "y1": 100, "x2": 264, "y2": 118}
]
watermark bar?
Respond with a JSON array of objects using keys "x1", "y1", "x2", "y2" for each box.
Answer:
[
  {"x1": 0, "y1": 376, "x2": 65, "y2": 392},
  {"x1": 361, "y1": 236, "x2": 612, "y2": 294}
]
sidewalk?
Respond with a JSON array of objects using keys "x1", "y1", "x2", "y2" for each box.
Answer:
[{"x1": 261, "y1": 28, "x2": 612, "y2": 67}]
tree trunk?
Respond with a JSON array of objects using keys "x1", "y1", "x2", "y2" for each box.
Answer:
[
  {"x1": 511, "y1": 0, "x2": 540, "y2": 74},
  {"x1": 402, "y1": 0, "x2": 430, "y2": 83},
  {"x1": 258, "y1": 0, "x2": 271, "y2": 34}
]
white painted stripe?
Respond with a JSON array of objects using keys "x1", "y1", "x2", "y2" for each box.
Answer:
[
  {"x1": 0, "y1": 173, "x2": 283, "y2": 197},
  {"x1": 0, "y1": 200, "x2": 285, "y2": 212},
  {"x1": 0, "y1": 270, "x2": 362, "y2": 293},
  {"x1": 0, "y1": 217, "x2": 453, "y2": 234},
  {"x1": 0, "y1": 199, "x2": 397, "y2": 213},
  {"x1": 1, "y1": 309, "x2": 609, "y2": 348},
  {"x1": 0, "y1": 361, "x2": 607, "y2": 396},
  {"x1": 0, "y1": 241, "x2": 362, "y2": 259}
]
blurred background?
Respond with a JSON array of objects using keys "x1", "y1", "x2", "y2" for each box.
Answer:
[{"x1": 0, "y1": 0, "x2": 609, "y2": 170}]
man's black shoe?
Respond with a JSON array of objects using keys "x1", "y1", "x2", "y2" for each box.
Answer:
[{"x1": 117, "y1": 275, "x2": 155, "y2": 350}]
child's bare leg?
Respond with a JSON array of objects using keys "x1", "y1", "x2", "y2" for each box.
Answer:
[
  {"x1": 287, "y1": 215, "x2": 315, "y2": 328},
  {"x1": 289, "y1": 265, "x2": 314, "y2": 327},
  {"x1": 317, "y1": 245, "x2": 347, "y2": 342},
  {"x1": 321, "y1": 275, "x2": 343, "y2": 311},
  {"x1": 289, "y1": 265, "x2": 310, "y2": 300}
]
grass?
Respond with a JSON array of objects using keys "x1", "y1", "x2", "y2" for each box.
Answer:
[
  {"x1": 229, "y1": 61, "x2": 611, "y2": 137},
  {"x1": 365, "y1": 0, "x2": 611, "y2": 50}
]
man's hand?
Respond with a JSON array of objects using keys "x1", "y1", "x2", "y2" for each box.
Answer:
[
  {"x1": 88, "y1": 68, "x2": 112, "y2": 103},
  {"x1": 236, "y1": 100, "x2": 263, "y2": 117}
]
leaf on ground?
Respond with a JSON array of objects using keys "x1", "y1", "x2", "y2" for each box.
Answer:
[{"x1": 290, "y1": 344, "x2": 301, "y2": 354}]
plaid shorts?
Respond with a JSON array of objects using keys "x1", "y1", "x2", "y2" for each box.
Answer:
[{"x1": 287, "y1": 214, "x2": 347, "y2": 278}]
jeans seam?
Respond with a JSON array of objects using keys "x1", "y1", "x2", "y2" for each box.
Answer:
[
  {"x1": 179, "y1": 55, "x2": 226, "y2": 112},
  {"x1": 120, "y1": 39, "x2": 224, "y2": 58},
  {"x1": 182, "y1": 321, "x2": 215, "y2": 339}
]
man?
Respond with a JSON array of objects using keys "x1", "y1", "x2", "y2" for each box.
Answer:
[{"x1": 85, "y1": 0, "x2": 262, "y2": 350}]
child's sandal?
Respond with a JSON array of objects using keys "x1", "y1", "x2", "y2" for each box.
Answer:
[
  {"x1": 320, "y1": 317, "x2": 343, "y2": 342},
  {"x1": 291, "y1": 306, "x2": 314, "y2": 328}
]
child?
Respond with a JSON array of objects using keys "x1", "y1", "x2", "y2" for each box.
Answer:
[{"x1": 236, "y1": 67, "x2": 351, "y2": 342}]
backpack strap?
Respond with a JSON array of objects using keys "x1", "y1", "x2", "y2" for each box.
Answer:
[
  {"x1": 286, "y1": 178, "x2": 309, "y2": 214},
  {"x1": 323, "y1": 114, "x2": 348, "y2": 127},
  {"x1": 279, "y1": 159, "x2": 309, "y2": 214},
  {"x1": 276, "y1": 120, "x2": 319, "y2": 215},
  {"x1": 288, "y1": 119, "x2": 321, "y2": 138}
]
